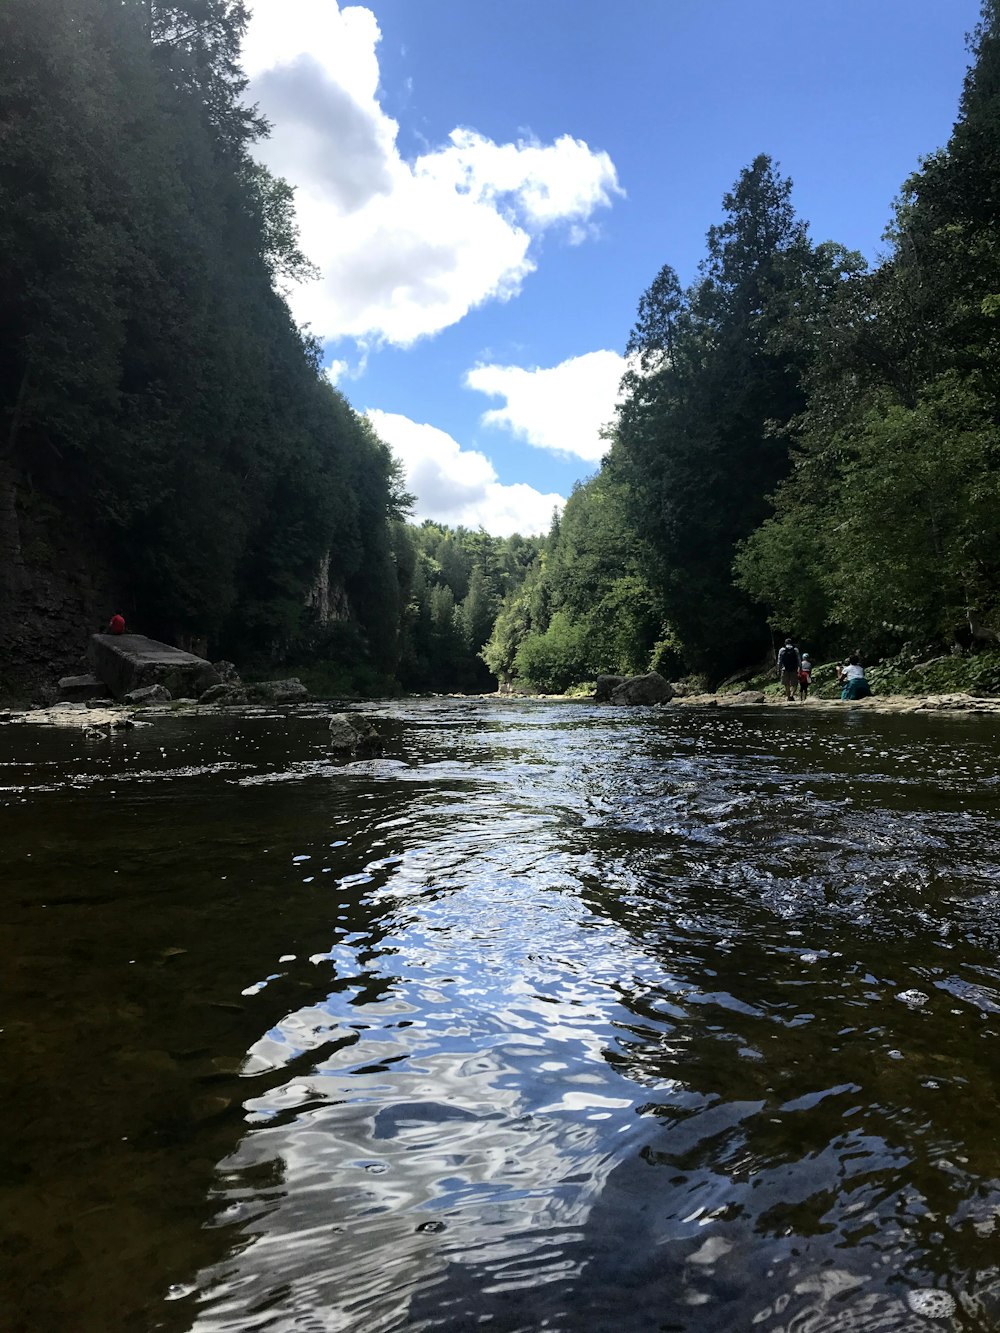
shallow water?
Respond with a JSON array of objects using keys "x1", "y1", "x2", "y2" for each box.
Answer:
[{"x1": 3, "y1": 698, "x2": 1000, "y2": 1331}]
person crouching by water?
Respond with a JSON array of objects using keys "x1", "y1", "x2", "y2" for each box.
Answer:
[
  {"x1": 798, "y1": 653, "x2": 812, "y2": 700},
  {"x1": 108, "y1": 612, "x2": 126, "y2": 635},
  {"x1": 776, "y1": 638, "x2": 800, "y2": 701},
  {"x1": 838, "y1": 654, "x2": 870, "y2": 700}
]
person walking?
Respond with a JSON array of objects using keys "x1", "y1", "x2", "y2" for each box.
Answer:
[
  {"x1": 776, "y1": 638, "x2": 800, "y2": 701},
  {"x1": 798, "y1": 653, "x2": 812, "y2": 700}
]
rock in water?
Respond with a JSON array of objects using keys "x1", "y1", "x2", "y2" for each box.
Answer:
[
  {"x1": 328, "y1": 713, "x2": 380, "y2": 752},
  {"x1": 594, "y1": 674, "x2": 626, "y2": 702},
  {"x1": 198, "y1": 683, "x2": 247, "y2": 706},
  {"x1": 248, "y1": 678, "x2": 308, "y2": 703},
  {"x1": 610, "y1": 672, "x2": 674, "y2": 706},
  {"x1": 123, "y1": 684, "x2": 172, "y2": 705}
]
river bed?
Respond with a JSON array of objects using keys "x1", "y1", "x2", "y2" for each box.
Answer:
[{"x1": 3, "y1": 698, "x2": 1000, "y2": 1332}]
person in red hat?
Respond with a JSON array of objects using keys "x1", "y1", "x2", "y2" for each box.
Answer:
[{"x1": 108, "y1": 612, "x2": 126, "y2": 635}]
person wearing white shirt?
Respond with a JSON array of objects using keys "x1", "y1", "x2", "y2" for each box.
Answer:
[{"x1": 838, "y1": 655, "x2": 870, "y2": 700}]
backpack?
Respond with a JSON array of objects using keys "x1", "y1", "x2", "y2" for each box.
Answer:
[{"x1": 779, "y1": 645, "x2": 799, "y2": 673}]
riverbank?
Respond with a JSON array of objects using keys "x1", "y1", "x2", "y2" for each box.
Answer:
[
  {"x1": 672, "y1": 690, "x2": 1000, "y2": 714},
  {"x1": 13, "y1": 689, "x2": 1000, "y2": 733}
]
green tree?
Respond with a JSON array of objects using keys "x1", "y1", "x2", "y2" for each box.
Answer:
[
  {"x1": 613, "y1": 155, "x2": 862, "y2": 675},
  {"x1": 737, "y1": 3, "x2": 1000, "y2": 654}
]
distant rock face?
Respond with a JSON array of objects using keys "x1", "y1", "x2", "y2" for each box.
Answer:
[
  {"x1": 609, "y1": 672, "x2": 674, "y2": 706},
  {"x1": 248, "y1": 678, "x2": 308, "y2": 704},
  {"x1": 595, "y1": 674, "x2": 626, "y2": 702}
]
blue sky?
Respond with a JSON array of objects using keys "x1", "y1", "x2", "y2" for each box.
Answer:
[{"x1": 242, "y1": 0, "x2": 982, "y2": 534}]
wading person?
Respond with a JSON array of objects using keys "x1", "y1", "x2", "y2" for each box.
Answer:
[
  {"x1": 776, "y1": 638, "x2": 800, "y2": 701},
  {"x1": 798, "y1": 653, "x2": 812, "y2": 700}
]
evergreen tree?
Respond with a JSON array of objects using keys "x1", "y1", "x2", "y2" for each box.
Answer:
[{"x1": 614, "y1": 155, "x2": 860, "y2": 675}]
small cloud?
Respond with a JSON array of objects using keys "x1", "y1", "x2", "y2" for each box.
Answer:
[
  {"x1": 324, "y1": 350, "x2": 368, "y2": 386},
  {"x1": 465, "y1": 350, "x2": 628, "y2": 463},
  {"x1": 366, "y1": 409, "x2": 564, "y2": 536}
]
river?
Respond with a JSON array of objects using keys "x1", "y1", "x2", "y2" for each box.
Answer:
[{"x1": 3, "y1": 697, "x2": 1000, "y2": 1332}]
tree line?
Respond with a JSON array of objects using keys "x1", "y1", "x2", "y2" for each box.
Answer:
[{"x1": 487, "y1": 1, "x2": 1000, "y2": 691}]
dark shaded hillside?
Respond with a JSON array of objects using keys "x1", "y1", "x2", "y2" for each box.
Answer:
[{"x1": 0, "y1": 0, "x2": 406, "y2": 696}]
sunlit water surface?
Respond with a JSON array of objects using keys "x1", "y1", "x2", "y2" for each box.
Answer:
[{"x1": 4, "y1": 698, "x2": 1000, "y2": 1332}]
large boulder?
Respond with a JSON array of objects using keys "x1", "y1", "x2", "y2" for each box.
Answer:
[
  {"x1": 248, "y1": 678, "x2": 308, "y2": 704},
  {"x1": 610, "y1": 671, "x2": 674, "y2": 706},
  {"x1": 328, "y1": 713, "x2": 381, "y2": 752},
  {"x1": 88, "y1": 634, "x2": 220, "y2": 700},
  {"x1": 594, "y1": 674, "x2": 626, "y2": 702}
]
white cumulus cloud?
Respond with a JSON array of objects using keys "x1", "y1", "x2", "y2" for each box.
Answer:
[
  {"x1": 465, "y1": 350, "x2": 627, "y2": 463},
  {"x1": 242, "y1": 1, "x2": 622, "y2": 347},
  {"x1": 366, "y1": 410, "x2": 564, "y2": 537}
]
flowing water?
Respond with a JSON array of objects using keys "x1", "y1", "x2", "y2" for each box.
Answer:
[{"x1": 4, "y1": 697, "x2": 1000, "y2": 1332}]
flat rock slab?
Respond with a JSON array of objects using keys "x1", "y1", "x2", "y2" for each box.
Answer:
[
  {"x1": 57, "y1": 673, "x2": 112, "y2": 703},
  {"x1": 88, "y1": 634, "x2": 220, "y2": 701}
]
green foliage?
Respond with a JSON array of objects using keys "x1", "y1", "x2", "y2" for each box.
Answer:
[
  {"x1": 514, "y1": 612, "x2": 596, "y2": 694},
  {"x1": 612, "y1": 155, "x2": 865, "y2": 676},
  {"x1": 395, "y1": 523, "x2": 543, "y2": 692},
  {"x1": 482, "y1": 466, "x2": 667, "y2": 694},
  {"x1": 735, "y1": 2, "x2": 1000, "y2": 658}
]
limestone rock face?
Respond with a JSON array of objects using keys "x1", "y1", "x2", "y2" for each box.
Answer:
[
  {"x1": 328, "y1": 713, "x2": 380, "y2": 752},
  {"x1": 248, "y1": 678, "x2": 308, "y2": 703},
  {"x1": 595, "y1": 674, "x2": 626, "y2": 702},
  {"x1": 609, "y1": 672, "x2": 674, "y2": 706}
]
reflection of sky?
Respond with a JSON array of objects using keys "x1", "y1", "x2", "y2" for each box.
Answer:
[
  {"x1": 189, "y1": 838, "x2": 671, "y2": 1331},
  {"x1": 181, "y1": 700, "x2": 1000, "y2": 1331}
]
